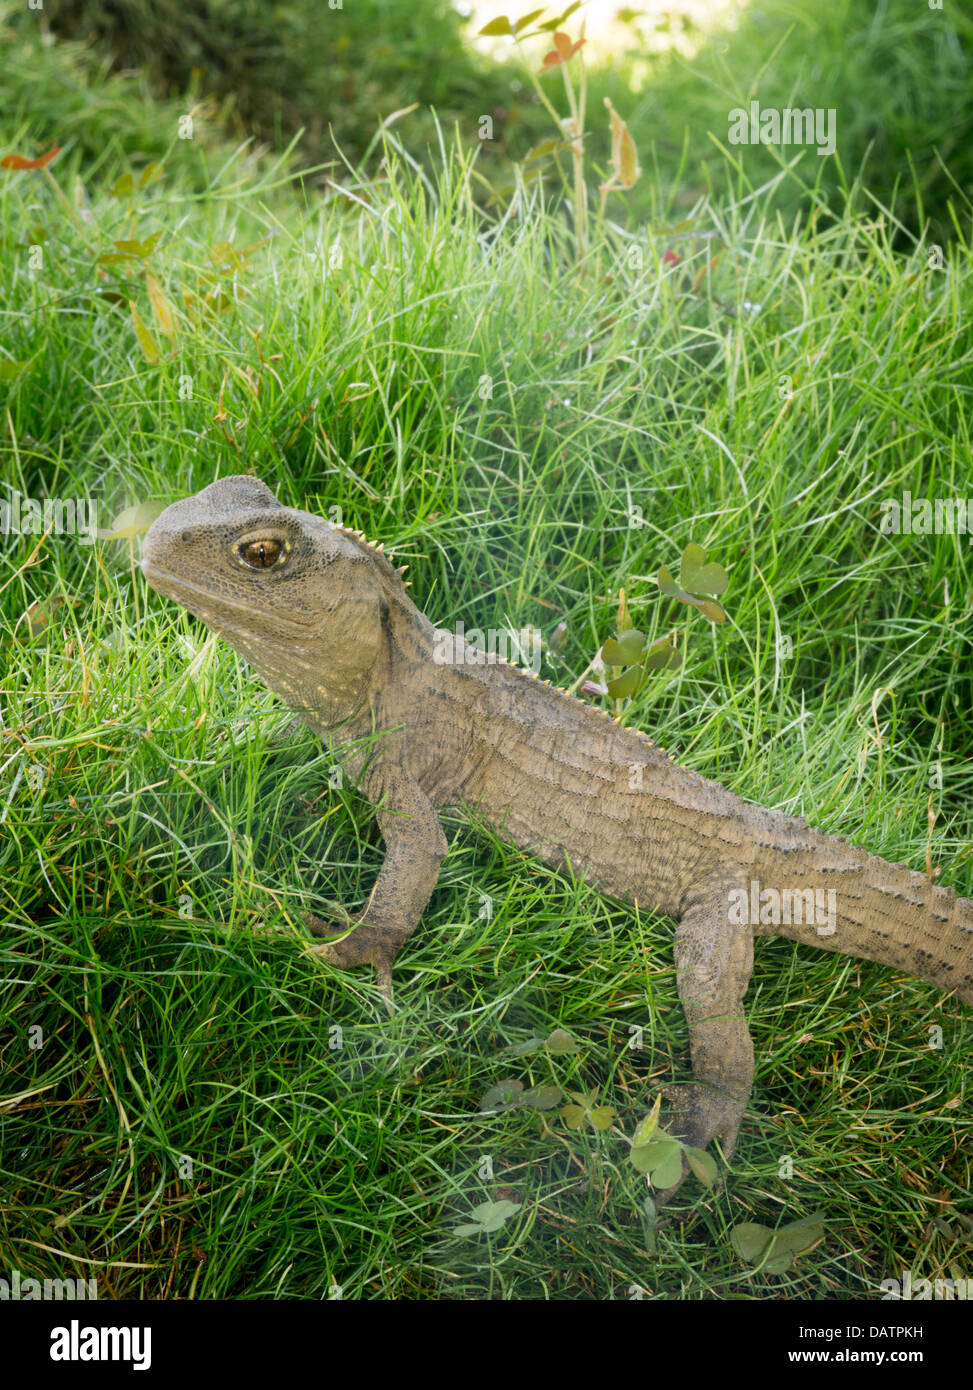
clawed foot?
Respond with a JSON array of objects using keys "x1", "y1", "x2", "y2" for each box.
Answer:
[
  {"x1": 662, "y1": 1082, "x2": 744, "y2": 1155},
  {"x1": 305, "y1": 910, "x2": 398, "y2": 998},
  {"x1": 649, "y1": 1083, "x2": 745, "y2": 1207}
]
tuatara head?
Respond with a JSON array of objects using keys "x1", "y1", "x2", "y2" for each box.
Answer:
[{"x1": 142, "y1": 475, "x2": 400, "y2": 724}]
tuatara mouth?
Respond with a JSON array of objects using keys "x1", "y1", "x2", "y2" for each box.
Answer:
[{"x1": 141, "y1": 558, "x2": 320, "y2": 637}]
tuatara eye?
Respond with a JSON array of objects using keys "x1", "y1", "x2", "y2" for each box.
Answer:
[{"x1": 239, "y1": 538, "x2": 284, "y2": 570}]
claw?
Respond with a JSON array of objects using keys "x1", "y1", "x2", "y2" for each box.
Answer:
[
  {"x1": 662, "y1": 1082, "x2": 744, "y2": 1156},
  {"x1": 305, "y1": 903, "x2": 357, "y2": 936},
  {"x1": 307, "y1": 913, "x2": 400, "y2": 1005},
  {"x1": 375, "y1": 960, "x2": 395, "y2": 1004},
  {"x1": 643, "y1": 1083, "x2": 742, "y2": 1208}
]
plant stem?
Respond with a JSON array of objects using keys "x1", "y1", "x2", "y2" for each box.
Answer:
[
  {"x1": 561, "y1": 64, "x2": 586, "y2": 259},
  {"x1": 512, "y1": 36, "x2": 565, "y2": 130}
]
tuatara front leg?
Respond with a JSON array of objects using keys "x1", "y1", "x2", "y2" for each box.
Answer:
[
  {"x1": 653, "y1": 869, "x2": 755, "y2": 1204},
  {"x1": 307, "y1": 763, "x2": 447, "y2": 993}
]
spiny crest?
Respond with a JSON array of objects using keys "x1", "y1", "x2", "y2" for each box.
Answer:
[
  {"x1": 492, "y1": 649, "x2": 681, "y2": 765},
  {"x1": 328, "y1": 521, "x2": 410, "y2": 588},
  {"x1": 328, "y1": 521, "x2": 684, "y2": 770}
]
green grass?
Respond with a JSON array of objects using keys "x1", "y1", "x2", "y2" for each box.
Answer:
[
  {"x1": 0, "y1": 0, "x2": 237, "y2": 179},
  {"x1": 608, "y1": 0, "x2": 973, "y2": 246},
  {"x1": 0, "y1": 56, "x2": 971, "y2": 1299},
  {"x1": 39, "y1": 0, "x2": 489, "y2": 177},
  {"x1": 25, "y1": 0, "x2": 973, "y2": 251}
]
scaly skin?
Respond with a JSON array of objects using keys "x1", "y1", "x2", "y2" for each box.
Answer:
[{"x1": 142, "y1": 476, "x2": 973, "y2": 1201}]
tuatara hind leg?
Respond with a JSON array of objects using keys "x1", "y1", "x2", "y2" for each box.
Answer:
[{"x1": 652, "y1": 870, "x2": 755, "y2": 1203}]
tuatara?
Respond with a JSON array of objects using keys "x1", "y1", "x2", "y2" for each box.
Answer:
[{"x1": 142, "y1": 476, "x2": 973, "y2": 1197}]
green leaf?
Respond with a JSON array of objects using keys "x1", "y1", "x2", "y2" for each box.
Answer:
[
  {"x1": 779, "y1": 1210, "x2": 828, "y2": 1231},
  {"x1": 606, "y1": 666, "x2": 644, "y2": 698},
  {"x1": 679, "y1": 543, "x2": 707, "y2": 586},
  {"x1": 630, "y1": 1139, "x2": 680, "y2": 1174},
  {"x1": 657, "y1": 564, "x2": 726, "y2": 624},
  {"x1": 129, "y1": 301, "x2": 160, "y2": 364},
  {"x1": 651, "y1": 1145, "x2": 685, "y2": 1189},
  {"x1": 478, "y1": 15, "x2": 513, "y2": 35},
  {"x1": 544, "y1": 1027, "x2": 576, "y2": 1055},
  {"x1": 476, "y1": 1199, "x2": 519, "y2": 1220},
  {"x1": 548, "y1": 620, "x2": 568, "y2": 653},
  {"x1": 684, "y1": 1146, "x2": 718, "y2": 1188},
  {"x1": 0, "y1": 359, "x2": 32, "y2": 381},
  {"x1": 654, "y1": 218, "x2": 705, "y2": 236},
  {"x1": 137, "y1": 162, "x2": 162, "y2": 190},
  {"x1": 110, "y1": 172, "x2": 133, "y2": 198},
  {"x1": 508, "y1": 1034, "x2": 545, "y2": 1055},
  {"x1": 631, "y1": 1147, "x2": 656, "y2": 1173},
  {"x1": 643, "y1": 639, "x2": 682, "y2": 670},
  {"x1": 479, "y1": 1079, "x2": 524, "y2": 1111},
  {"x1": 457, "y1": 1198, "x2": 521, "y2": 1238},
  {"x1": 770, "y1": 1216, "x2": 827, "y2": 1255},
  {"x1": 731, "y1": 1222, "x2": 775, "y2": 1264},
  {"x1": 536, "y1": 1, "x2": 582, "y2": 29},
  {"x1": 239, "y1": 236, "x2": 272, "y2": 261},
  {"x1": 679, "y1": 543, "x2": 729, "y2": 597},
  {"x1": 523, "y1": 139, "x2": 561, "y2": 165},
  {"x1": 730, "y1": 1217, "x2": 820, "y2": 1271},
  {"x1": 762, "y1": 1248, "x2": 795, "y2": 1274},
  {"x1": 601, "y1": 628, "x2": 645, "y2": 665},
  {"x1": 657, "y1": 564, "x2": 679, "y2": 596},
  {"x1": 697, "y1": 599, "x2": 726, "y2": 624},
  {"x1": 101, "y1": 500, "x2": 166, "y2": 540},
  {"x1": 631, "y1": 1094, "x2": 662, "y2": 1147},
  {"x1": 146, "y1": 271, "x2": 176, "y2": 338},
  {"x1": 561, "y1": 1104, "x2": 586, "y2": 1129},
  {"x1": 210, "y1": 240, "x2": 244, "y2": 271},
  {"x1": 603, "y1": 97, "x2": 641, "y2": 191},
  {"x1": 472, "y1": 1199, "x2": 522, "y2": 1232},
  {"x1": 509, "y1": 168, "x2": 545, "y2": 192},
  {"x1": 204, "y1": 289, "x2": 235, "y2": 315},
  {"x1": 521, "y1": 1084, "x2": 563, "y2": 1110},
  {"x1": 589, "y1": 1105, "x2": 616, "y2": 1131},
  {"x1": 477, "y1": 1213, "x2": 508, "y2": 1232},
  {"x1": 513, "y1": 8, "x2": 546, "y2": 32}
]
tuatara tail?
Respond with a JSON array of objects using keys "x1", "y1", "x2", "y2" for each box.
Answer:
[{"x1": 758, "y1": 832, "x2": 973, "y2": 1004}]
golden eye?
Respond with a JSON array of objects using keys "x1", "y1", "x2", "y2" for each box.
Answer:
[{"x1": 239, "y1": 538, "x2": 284, "y2": 570}]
